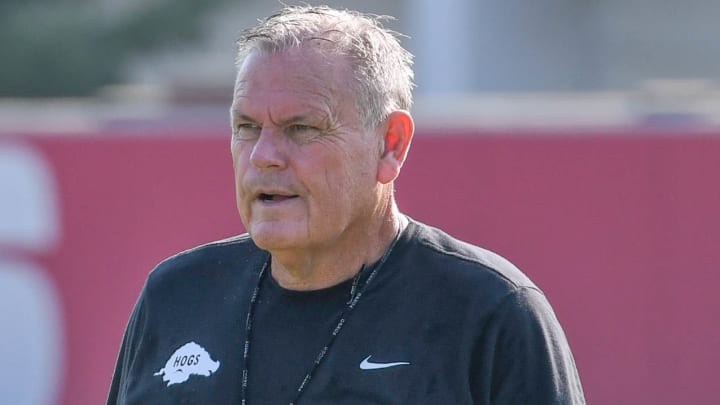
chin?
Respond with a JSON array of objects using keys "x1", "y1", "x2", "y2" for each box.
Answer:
[{"x1": 248, "y1": 223, "x2": 307, "y2": 251}]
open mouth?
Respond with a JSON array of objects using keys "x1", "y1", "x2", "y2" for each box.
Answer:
[{"x1": 258, "y1": 193, "x2": 298, "y2": 202}]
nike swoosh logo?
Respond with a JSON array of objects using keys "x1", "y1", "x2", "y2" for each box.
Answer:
[{"x1": 359, "y1": 355, "x2": 410, "y2": 370}]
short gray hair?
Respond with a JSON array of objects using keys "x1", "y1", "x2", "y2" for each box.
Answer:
[{"x1": 235, "y1": 5, "x2": 414, "y2": 129}]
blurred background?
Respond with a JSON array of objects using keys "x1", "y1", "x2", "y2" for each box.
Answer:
[{"x1": 1, "y1": 0, "x2": 718, "y2": 404}]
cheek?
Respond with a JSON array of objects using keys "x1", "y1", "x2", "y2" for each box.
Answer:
[
  {"x1": 299, "y1": 157, "x2": 345, "y2": 210},
  {"x1": 230, "y1": 143, "x2": 241, "y2": 175},
  {"x1": 231, "y1": 142, "x2": 250, "y2": 177},
  {"x1": 231, "y1": 145, "x2": 252, "y2": 205},
  {"x1": 312, "y1": 154, "x2": 375, "y2": 209}
]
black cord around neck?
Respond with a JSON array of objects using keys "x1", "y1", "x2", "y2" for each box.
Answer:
[{"x1": 240, "y1": 229, "x2": 402, "y2": 405}]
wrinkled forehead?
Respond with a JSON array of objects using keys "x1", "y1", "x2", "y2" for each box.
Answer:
[
  {"x1": 236, "y1": 48, "x2": 356, "y2": 100},
  {"x1": 235, "y1": 48, "x2": 341, "y2": 90},
  {"x1": 231, "y1": 48, "x2": 362, "y2": 124}
]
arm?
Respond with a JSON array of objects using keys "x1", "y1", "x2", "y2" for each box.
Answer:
[
  {"x1": 471, "y1": 287, "x2": 586, "y2": 404},
  {"x1": 107, "y1": 292, "x2": 147, "y2": 405}
]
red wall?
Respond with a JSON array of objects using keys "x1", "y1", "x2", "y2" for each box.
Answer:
[
  {"x1": 397, "y1": 131, "x2": 720, "y2": 404},
  {"x1": 5, "y1": 129, "x2": 719, "y2": 404}
]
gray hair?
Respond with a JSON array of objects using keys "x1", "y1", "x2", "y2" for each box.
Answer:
[{"x1": 235, "y1": 5, "x2": 414, "y2": 129}]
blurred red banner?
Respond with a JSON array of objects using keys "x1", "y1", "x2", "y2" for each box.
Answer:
[{"x1": 3, "y1": 129, "x2": 718, "y2": 404}]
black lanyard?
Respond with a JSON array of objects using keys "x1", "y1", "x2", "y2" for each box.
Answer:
[{"x1": 240, "y1": 230, "x2": 401, "y2": 405}]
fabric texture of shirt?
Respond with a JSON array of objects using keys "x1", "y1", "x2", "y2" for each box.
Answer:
[{"x1": 107, "y1": 217, "x2": 586, "y2": 404}]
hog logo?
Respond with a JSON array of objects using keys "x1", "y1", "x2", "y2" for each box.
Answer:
[{"x1": 154, "y1": 341, "x2": 220, "y2": 386}]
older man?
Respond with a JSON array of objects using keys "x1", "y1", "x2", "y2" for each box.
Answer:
[{"x1": 108, "y1": 5, "x2": 585, "y2": 404}]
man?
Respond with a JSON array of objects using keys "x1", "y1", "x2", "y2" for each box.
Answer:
[{"x1": 108, "y1": 5, "x2": 585, "y2": 404}]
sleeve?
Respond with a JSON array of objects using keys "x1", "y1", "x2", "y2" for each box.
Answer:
[
  {"x1": 471, "y1": 287, "x2": 586, "y2": 405},
  {"x1": 107, "y1": 290, "x2": 148, "y2": 405}
]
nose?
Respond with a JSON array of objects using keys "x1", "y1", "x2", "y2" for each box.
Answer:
[{"x1": 249, "y1": 127, "x2": 287, "y2": 170}]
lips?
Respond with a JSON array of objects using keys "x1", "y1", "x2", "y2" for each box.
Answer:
[{"x1": 258, "y1": 193, "x2": 298, "y2": 202}]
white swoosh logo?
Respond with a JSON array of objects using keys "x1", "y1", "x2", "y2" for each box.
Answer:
[{"x1": 359, "y1": 355, "x2": 410, "y2": 370}]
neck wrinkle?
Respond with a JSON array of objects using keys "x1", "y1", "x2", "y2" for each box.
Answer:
[{"x1": 269, "y1": 201, "x2": 402, "y2": 291}]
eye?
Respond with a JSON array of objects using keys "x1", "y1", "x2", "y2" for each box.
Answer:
[
  {"x1": 289, "y1": 124, "x2": 315, "y2": 132},
  {"x1": 233, "y1": 122, "x2": 261, "y2": 140},
  {"x1": 285, "y1": 124, "x2": 323, "y2": 143}
]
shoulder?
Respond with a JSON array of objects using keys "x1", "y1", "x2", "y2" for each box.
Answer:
[
  {"x1": 393, "y1": 218, "x2": 542, "y2": 310},
  {"x1": 145, "y1": 234, "x2": 266, "y2": 292},
  {"x1": 394, "y1": 219, "x2": 585, "y2": 402},
  {"x1": 402, "y1": 218, "x2": 537, "y2": 289}
]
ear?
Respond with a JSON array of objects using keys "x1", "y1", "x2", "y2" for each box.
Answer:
[{"x1": 377, "y1": 110, "x2": 414, "y2": 184}]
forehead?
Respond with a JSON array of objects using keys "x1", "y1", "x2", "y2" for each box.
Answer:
[{"x1": 232, "y1": 49, "x2": 355, "y2": 117}]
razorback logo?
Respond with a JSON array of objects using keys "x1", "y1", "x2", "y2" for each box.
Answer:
[{"x1": 154, "y1": 341, "x2": 220, "y2": 386}]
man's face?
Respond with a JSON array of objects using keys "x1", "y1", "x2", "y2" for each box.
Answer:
[{"x1": 230, "y1": 48, "x2": 383, "y2": 253}]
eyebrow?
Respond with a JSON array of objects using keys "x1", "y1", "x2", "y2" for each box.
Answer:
[
  {"x1": 231, "y1": 107, "x2": 331, "y2": 127},
  {"x1": 268, "y1": 112, "x2": 326, "y2": 127},
  {"x1": 230, "y1": 112, "x2": 256, "y2": 123}
]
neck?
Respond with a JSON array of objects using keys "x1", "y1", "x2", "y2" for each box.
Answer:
[{"x1": 269, "y1": 203, "x2": 406, "y2": 291}]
